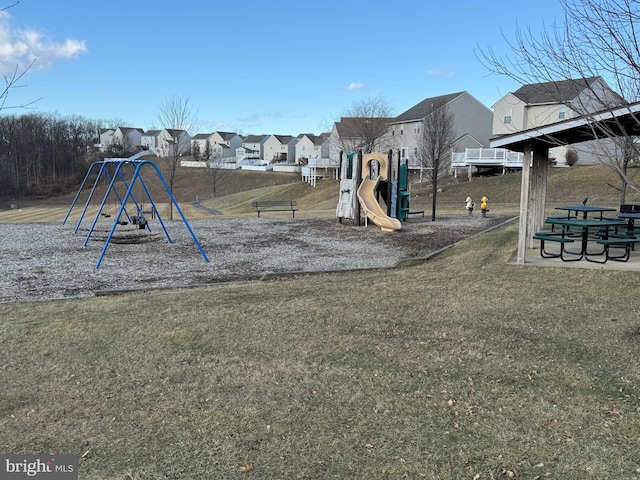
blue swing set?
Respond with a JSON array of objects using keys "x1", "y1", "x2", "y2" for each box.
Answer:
[{"x1": 63, "y1": 151, "x2": 209, "y2": 269}]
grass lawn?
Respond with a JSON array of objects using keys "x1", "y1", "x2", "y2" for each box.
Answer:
[{"x1": 2, "y1": 222, "x2": 640, "y2": 479}]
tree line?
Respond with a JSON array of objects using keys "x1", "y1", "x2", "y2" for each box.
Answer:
[{"x1": 0, "y1": 113, "x2": 112, "y2": 199}]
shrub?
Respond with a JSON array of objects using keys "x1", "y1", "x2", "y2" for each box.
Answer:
[{"x1": 566, "y1": 148, "x2": 579, "y2": 166}]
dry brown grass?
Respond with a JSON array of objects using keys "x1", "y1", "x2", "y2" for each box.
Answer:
[
  {"x1": 2, "y1": 222, "x2": 640, "y2": 478},
  {"x1": 2, "y1": 164, "x2": 636, "y2": 223}
]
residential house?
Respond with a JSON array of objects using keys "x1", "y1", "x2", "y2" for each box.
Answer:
[
  {"x1": 191, "y1": 131, "x2": 243, "y2": 162},
  {"x1": 111, "y1": 127, "x2": 144, "y2": 154},
  {"x1": 242, "y1": 135, "x2": 268, "y2": 161},
  {"x1": 328, "y1": 117, "x2": 395, "y2": 163},
  {"x1": 492, "y1": 77, "x2": 624, "y2": 164},
  {"x1": 158, "y1": 129, "x2": 192, "y2": 157},
  {"x1": 191, "y1": 133, "x2": 214, "y2": 161},
  {"x1": 96, "y1": 127, "x2": 144, "y2": 154},
  {"x1": 141, "y1": 130, "x2": 161, "y2": 155},
  {"x1": 97, "y1": 128, "x2": 114, "y2": 152},
  {"x1": 210, "y1": 131, "x2": 243, "y2": 153},
  {"x1": 389, "y1": 91, "x2": 493, "y2": 169},
  {"x1": 262, "y1": 135, "x2": 297, "y2": 163},
  {"x1": 294, "y1": 133, "x2": 330, "y2": 164}
]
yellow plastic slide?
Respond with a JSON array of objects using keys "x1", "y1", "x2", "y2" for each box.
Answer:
[{"x1": 357, "y1": 175, "x2": 402, "y2": 232}]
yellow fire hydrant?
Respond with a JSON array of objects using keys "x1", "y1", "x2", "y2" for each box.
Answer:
[{"x1": 480, "y1": 196, "x2": 488, "y2": 217}]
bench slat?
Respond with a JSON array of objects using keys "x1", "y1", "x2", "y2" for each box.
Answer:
[
  {"x1": 533, "y1": 233, "x2": 575, "y2": 243},
  {"x1": 597, "y1": 238, "x2": 639, "y2": 245}
]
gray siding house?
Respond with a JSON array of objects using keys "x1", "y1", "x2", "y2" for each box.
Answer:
[{"x1": 389, "y1": 91, "x2": 493, "y2": 168}]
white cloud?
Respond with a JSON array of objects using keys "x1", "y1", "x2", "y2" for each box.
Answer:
[
  {"x1": 0, "y1": 11, "x2": 87, "y2": 76},
  {"x1": 347, "y1": 82, "x2": 365, "y2": 90},
  {"x1": 426, "y1": 68, "x2": 455, "y2": 78}
]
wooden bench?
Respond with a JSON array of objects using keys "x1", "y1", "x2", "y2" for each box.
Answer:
[
  {"x1": 533, "y1": 232, "x2": 578, "y2": 260},
  {"x1": 407, "y1": 209, "x2": 425, "y2": 218},
  {"x1": 595, "y1": 237, "x2": 640, "y2": 262},
  {"x1": 252, "y1": 200, "x2": 297, "y2": 218}
]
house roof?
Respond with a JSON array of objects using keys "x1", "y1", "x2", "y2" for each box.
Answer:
[
  {"x1": 511, "y1": 77, "x2": 602, "y2": 105},
  {"x1": 164, "y1": 128, "x2": 187, "y2": 137},
  {"x1": 116, "y1": 126, "x2": 144, "y2": 134},
  {"x1": 143, "y1": 130, "x2": 161, "y2": 136},
  {"x1": 274, "y1": 135, "x2": 295, "y2": 144},
  {"x1": 297, "y1": 133, "x2": 329, "y2": 145},
  {"x1": 217, "y1": 131, "x2": 238, "y2": 140},
  {"x1": 244, "y1": 134, "x2": 267, "y2": 143},
  {"x1": 192, "y1": 133, "x2": 211, "y2": 140},
  {"x1": 392, "y1": 92, "x2": 466, "y2": 123},
  {"x1": 334, "y1": 117, "x2": 393, "y2": 138}
]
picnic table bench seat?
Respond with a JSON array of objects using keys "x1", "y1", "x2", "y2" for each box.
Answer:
[
  {"x1": 252, "y1": 200, "x2": 297, "y2": 218},
  {"x1": 594, "y1": 236, "x2": 640, "y2": 263},
  {"x1": 532, "y1": 231, "x2": 580, "y2": 261}
]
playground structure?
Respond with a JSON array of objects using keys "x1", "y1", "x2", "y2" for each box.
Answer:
[
  {"x1": 336, "y1": 151, "x2": 412, "y2": 232},
  {"x1": 63, "y1": 151, "x2": 209, "y2": 268}
]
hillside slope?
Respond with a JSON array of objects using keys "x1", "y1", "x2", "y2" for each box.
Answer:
[{"x1": 2, "y1": 164, "x2": 638, "y2": 222}]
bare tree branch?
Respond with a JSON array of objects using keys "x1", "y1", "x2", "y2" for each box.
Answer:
[
  {"x1": 476, "y1": 0, "x2": 640, "y2": 203},
  {"x1": 416, "y1": 100, "x2": 455, "y2": 220},
  {"x1": 334, "y1": 95, "x2": 395, "y2": 154},
  {"x1": 155, "y1": 94, "x2": 198, "y2": 219},
  {"x1": 0, "y1": 3, "x2": 41, "y2": 112}
]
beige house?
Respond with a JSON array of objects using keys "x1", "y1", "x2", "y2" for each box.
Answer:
[
  {"x1": 156, "y1": 128, "x2": 191, "y2": 157},
  {"x1": 492, "y1": 77, "x2": 624, "y2": 165},
  {"x1": 191, "y1": 131, "x2": 243, "y2": 161},
  {"x1": 262, "y1": 135, "x2": 297, "y2": 163},
  {"x1": 294, "y1": 133, "x2": 330, "y2": 164},
  {"x1": 97, "y1": 127, "x2": 143, "y2": 153}
]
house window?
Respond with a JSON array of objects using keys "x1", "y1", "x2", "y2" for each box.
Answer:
[
  {"x1": 414, "y1": 122, "x2": 420, "y2": 134},
  {"x1": 503, "y1": 109, "x2": 512, "y2": 124},
  {"x1": 401, "y1": 148, "x2": 408, "y2": 159},
  {"x1": 400, "y1": 126, "x2": 404, "y2": 135},
  {"x1": 559, "y1": 105, "x2": 566, "y2": 119}
]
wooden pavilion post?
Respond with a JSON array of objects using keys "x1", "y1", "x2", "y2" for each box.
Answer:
[
  {"x1": 517, "y1": 143, "x2": 551, "y2": 264},
  {"x1": 528, "y1": 145, "x2": 550, "y2": 248},
  {"x1": 516, "y1": 144, "x2": 532, "y2": 264}
]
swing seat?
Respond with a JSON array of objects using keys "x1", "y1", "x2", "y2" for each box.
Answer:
[{"x1": 131, "y1": 215, "x2": 148, "y2": 229}]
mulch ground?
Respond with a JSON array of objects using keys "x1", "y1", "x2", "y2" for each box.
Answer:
[{"x1": 0, "y1": 214, "x2": 511, "y2": 303}]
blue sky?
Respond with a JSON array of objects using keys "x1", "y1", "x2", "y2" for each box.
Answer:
[{"x1": 1, "y1": 0, "x2": 566, "y2": 136}]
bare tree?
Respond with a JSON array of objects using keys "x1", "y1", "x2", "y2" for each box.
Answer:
[
  {"x1": 0, "y1": 3, "x2": 40, "y2": 112},
  {"x1": 155, "y1": 94, "x2": 198, "y2": 219},
  {"x1": 192, "y1": 138, "x2": 228, "y2": 198},
  {"x1": 204, "y1": 157, "x2": 230, "y2": 198},
  {"x1": 334, "y1": 95, "x2": 395, "y2": 154},
  {"x1": 478, "y1": 0, "x2": 640, "y2": 202},
  {"x1": 416, "y1": 100, "x2": 455, "y2": 221}
]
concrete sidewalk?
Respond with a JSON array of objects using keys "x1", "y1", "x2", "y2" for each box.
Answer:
[{"x1": 517, "y1": 240, "x2": 640, "y2": 271}]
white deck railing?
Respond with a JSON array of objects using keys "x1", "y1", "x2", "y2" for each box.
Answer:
[{"x1": 451, "y1": 148, "x2": 524, "y2": 168}]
